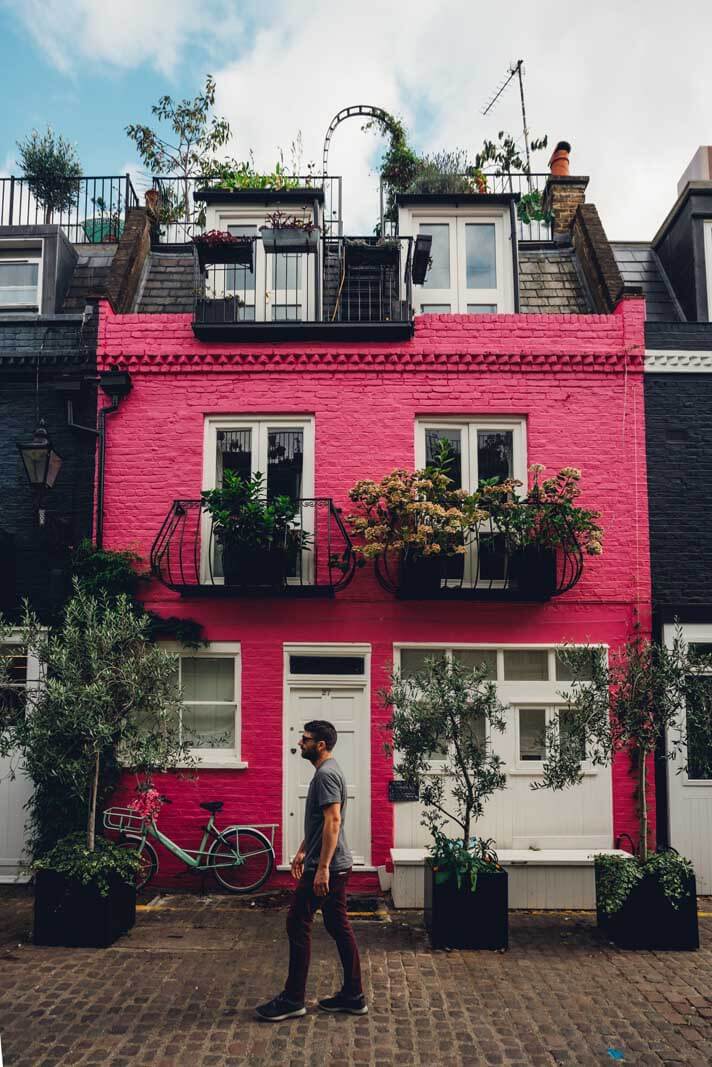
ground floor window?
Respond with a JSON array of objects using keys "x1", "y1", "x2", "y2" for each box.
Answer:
[{"x1": 161, "y1": 643, "x2": 243, "y2": 766}]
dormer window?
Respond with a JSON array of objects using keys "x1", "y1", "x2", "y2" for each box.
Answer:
[
  {"x1": 0, "y1": 243, "x2": 42, "y2": 312},
  {"x1": 397, "y1": 197, "x2": 517, "y2": 314}
]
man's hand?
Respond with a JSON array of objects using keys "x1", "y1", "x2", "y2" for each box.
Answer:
[
  {"x1": 313, "y1": 864, "x2": 329, "y2": 897},
  {"x1": 290, "y1": 849, "x2": 305, "y2": 882}
]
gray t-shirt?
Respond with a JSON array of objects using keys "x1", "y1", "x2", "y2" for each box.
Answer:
[{"x1": 303, "y1": 758, "x2": 353, "y2": 873}]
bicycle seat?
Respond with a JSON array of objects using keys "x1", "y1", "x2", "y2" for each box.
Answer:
[{"x1": 200, "y1": 801, "x2": 224, "y2": 814}]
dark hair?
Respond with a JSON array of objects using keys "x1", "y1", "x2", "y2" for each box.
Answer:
[{"x1": 303, "y1": 720, "x2": 337, "y2": 751}]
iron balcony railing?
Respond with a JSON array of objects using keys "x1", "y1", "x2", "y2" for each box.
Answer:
[
  {"x1": 0, "y1": 175, "x2": 139, "y2": 244},
  {"x1": 193, "y1": 235, "x2": 414, "y2": 328},
  {"x1": 150, "y1": 175, "x2": 343, "y2": 243},
  {"x1": 150, "y1": 498, "x2": 355, "y2": 597},
  {"x1": 373, "y1": 521, "x2": 584, "y2": 601}
]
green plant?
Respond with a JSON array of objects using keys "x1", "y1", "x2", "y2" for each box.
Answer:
[
  {"x1": 0, "y1": 586, "x2": 194, "y2": 859},
  {"x1": 72, "y1": 539, "x2": 144, "y2": 600},
  {"x1": 406, "y1": 150, "x2": 480, "y2": 196},
  {"x1": 262, "y1": 210, "x2": 317, "y2": 233},
  {"x1": 364, "y1": 113, "x2": 421, "y2": 223},
  {"x1": 90, "y1": 195, "x2": 122, "y2": 239},
  {"x1": 201, "y1": 470, "x2": 307, "y2": 552},
  {"x1": 16, "y1": 126, "x2": 83, "y2": 223},
  {"x1": 594, "y1": 851, "x2": 695, "y2": 916},
  {"x1": 430, "y1": 831, "x2": 502, "y2": 893},
  {"x1": 517, "y1": 189, "x2": 553, "y2": 227},
  {"x1": 540, "y1": 629, "x2": 712, "y2": 861},
  {"x1": 126, "y1": 75, "x2": 231, "y2": 230},
  {"x1": 206, "y1": 157, "x2": 301, "y2": 192},
  {"x1": 33, "y1": 831, "x2": 141, "y2": 896},
  {"x1": 474, "y1": 130, "x2": 551, "y2": 224}
]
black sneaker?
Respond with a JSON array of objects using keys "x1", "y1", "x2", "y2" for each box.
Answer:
[
  {"x1": 255, "y1": 994, "x2": 306, "y2": 1022},
  {"x1": 318, "y1": 992, "x2": 368, "y2": 1015}
]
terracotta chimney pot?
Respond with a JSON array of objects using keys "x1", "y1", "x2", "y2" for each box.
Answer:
[{"x1": 548, "y1": 141, "x2": 572, "y2": 177}]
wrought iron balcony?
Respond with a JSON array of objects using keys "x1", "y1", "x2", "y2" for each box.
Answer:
[
  {"x1": 0, "y1": 175, "x2": 139, "y2": 244},
  {"x1": 150, "y1": 499, "x2": 355, "y2": 597},
  {"x1": 373, "y1": 525, "x2": 584, "y2": 601},
  {"x1": 191, "y1": 235, "x2": 415, "y2": 341}
]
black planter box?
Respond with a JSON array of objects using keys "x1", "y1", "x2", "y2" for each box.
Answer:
[
  {"x1": 195, "y1": 297, "x2": 250, "y2": 324},
  {"x1": 345, "y1": 241, "x2": 400, "y2": 268},
  {"x1": 424, "y1": 861, "x2": 508, "y2": 950},
  {"x1": 222, "y1": 543, "x2": 289, "y2": 588},
  {"x1": 398, "y1": 554, "x2": 444, "y2": 597},
  {"x1": 34, "y1": 869, "x2": 136, "y2": 948},
  {"x1": 194, "y1": 241, "x2": 253, "y2": 268},
  {"x1": 596, "y1": 871, "x2": 699, "y2": 950},
  {"x1": 508, "y1": 544, "x2": 557, "y2": 600}
]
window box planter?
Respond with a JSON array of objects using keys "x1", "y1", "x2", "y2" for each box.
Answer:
[
  {"x1": 193, "y1": 240, "x2": 253, "y2": 269},
  {"x1": 424, "y1": 860, "x2": 508, "y2": 950},
  {"x1": 508, "y1": 544, "x2": 557, "y2": 600},
  {"x1": 221, "y1": 543, "x2": 290, "y2": 588},
  {"x1": 260, "y1": 226, "x2": 320, "y2": 254},
  {"x1": 195, "y1": 297, "x2": 248, "y2": 324},
  {"x1": 33, "y1": 868, "x2": 136, "y2": 948},
  {"x1": 345, "y1": 239, "x2": 400, "y2": 268},
  {"x1": 595, "y1": 868, "x2": 699, "y2": 951}
]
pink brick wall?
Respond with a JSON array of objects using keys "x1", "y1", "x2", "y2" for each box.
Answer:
[{"x1": 99, "y1": 299, "x2": 650, "y2": 889}]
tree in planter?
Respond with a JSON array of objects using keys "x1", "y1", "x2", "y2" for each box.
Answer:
[
  {"x1": 474, "y1": 130, "x2": 552, "y2": 226},
  {"x1": 16, "y1": 126, "x2": 82, "y2": 224},
  {"x1": 539, "y1": 632, "x2": 712, "y2": 944}
]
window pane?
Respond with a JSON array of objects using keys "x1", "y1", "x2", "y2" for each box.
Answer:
[
  {"x1": 217, "y1": 429, "x2": 252, "y2": 482},
  {"x1": 689, "y1": 643, "x2": 712, "y2": 665},
  {"x1": 182, "y1": 703, "x2": 235, "y2": 748},
  {"x1": 399, "y1": 649, "x2": 445, "y2": 679},
  {"x1": 267, "y1": 429, "x2": 303, "y2": 499},
  {"x1": 477, "y1": 430, "x2": 513, "y2": 483},
  {"x1": 272, "y1": 254, "x2": 301, "y2": 291},
  {"x1": 420, "y1": 224, "x2": 450, "y2": 289},
  {"x1": 226, "y1": 226, "x2": 256, "y2": 292},
  {"x1": 478, "y1": 533, "x2": 507, "y2": 582},
  {"x1": 503, "y1": 650, "x2": 549, "y2": 681},
  {"x1": 420, "y1": 304, "x2": 451, "y2": 313},
  {"x1": 0, "y1": 259, "x2": 38, "y2": 305},
  {"x1": 272, "y1": 305, "x2": 302, "y2": 321},
  {"x1": 425, "y1": 428, "x2": 462, "y2": 489},
  {"x1": 453, "y1": 649, "x2": 497, "y2": 679},
  {"x1": 467, "y1": 304, "x2": 497, "y2": 314},
  {"x1": 465, "y1": 224, "x2": 496, "y2": 289},
  {"x1": 556, "y1": 650, "x2": 596, "y2": 682},
  {"x1": 289, "y1": 655, "x2": 365, "y2": 675},
  {"x1": 181, "y1": 657, "x2": 234, "y2": 702},
  {"x1": 686, "y1": 676, "x2": 712, "y2": 780},
  {"x1": 559, "y1": 710, "x2": 586, "y2": 762},
  {"x1": 519, "y1": 708, "x2": 546, "y2": 761}
]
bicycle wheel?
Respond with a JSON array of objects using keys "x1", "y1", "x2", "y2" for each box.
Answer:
[
  {"x1": 117, "y1": 835, "x2": 159, "y2": 891},
  {"x1": 208, "y1": 827, "x2": 274, "y2": 893}
]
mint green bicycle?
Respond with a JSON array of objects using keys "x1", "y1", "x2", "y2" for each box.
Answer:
[{"x1": 103, "y1": 798, "x2": 276, "y2": 893}]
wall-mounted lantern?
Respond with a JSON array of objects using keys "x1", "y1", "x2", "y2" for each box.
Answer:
[{"x1": 16, "y1": 420, "x2": 63, "y2": 525}]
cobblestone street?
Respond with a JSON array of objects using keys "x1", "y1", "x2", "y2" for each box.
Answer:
[{"x1": 1, "y1": 888, "x2": 711, "y2": 1067}]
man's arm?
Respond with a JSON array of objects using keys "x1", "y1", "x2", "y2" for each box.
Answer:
[
  {"x1": 313, "y1": 803, "x2": 341, "y2": 897},
  {"x1": 290, "y1": 839, "x2": 306, "y2": 881}
]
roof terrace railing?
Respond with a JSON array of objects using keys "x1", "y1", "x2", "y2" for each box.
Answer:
[{"x1": 0, "y1": 175, "x2": 139, "y2": 245}]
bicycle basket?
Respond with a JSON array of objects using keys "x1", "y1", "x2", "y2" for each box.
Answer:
[{"x1": 103, "y1": 806, "x2": 147, "y2": 834}]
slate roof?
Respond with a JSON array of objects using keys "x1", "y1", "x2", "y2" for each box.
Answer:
[
  {"x1": 135, "y1": 252, "x2": 195, "y2": 313},
  {"x1": 518, "y1": 248, "x2": 591, "y2": 314},
  {"x1": 610, "y1": 242, "x2": 680, "y2": 322},
  {"x1": 61, "y1": 251, "x2": 115, "y2": 313}
]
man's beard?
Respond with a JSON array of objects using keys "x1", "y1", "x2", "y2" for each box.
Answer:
[{"x1": 301, "y1": 748, "x2": 318, "y2": 763}]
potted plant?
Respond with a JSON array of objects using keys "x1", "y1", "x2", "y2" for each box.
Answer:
[
  {"x1": 344, "y1": 237, "x2": 401, "y2": 268},
  {"x1": 16, "y1": 125, "x2": 82, "y2": 224},
  {"x1": 383, "y1": 655, "x2": 510, "y2": 949},
  {"x1": 0, "y1": 587, "x2": 191, "y2": 948},
  {"x1": 201, "y1": 470, "x2": 308, "y2": 587},
  {"x1": 539, "y1": 632, "x2": 712, "y2": 950},
  {"x1": 481, "y1": 465, "x2": 603, "y2": 600},
  {"x1": 260, "y1": 210, "x2": 320, "y2": 253},
  {"x1": 191, "y1": 229, "x2": 254, "y2": 267}
]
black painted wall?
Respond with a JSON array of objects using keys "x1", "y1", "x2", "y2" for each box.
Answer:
[
  {"x1": 654, "y1": 186, "x2": 712, "y2": 322},
  {"x1": 0, "y1": 317, "x2": 97, "y2": 621}
]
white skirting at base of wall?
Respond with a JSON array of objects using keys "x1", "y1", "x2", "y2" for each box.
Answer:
[{"x1": 390, "y1": 848, "x2": 633, "y2": 910}]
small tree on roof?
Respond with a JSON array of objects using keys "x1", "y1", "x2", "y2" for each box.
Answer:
[{"x1": 16, "y1": 126, "x2": 83, "y2": 223}]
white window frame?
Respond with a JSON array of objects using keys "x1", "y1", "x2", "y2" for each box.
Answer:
[
  {"x1": 201, "y1": 415, "x2": 315, "y2": 586},
  {"x1": 161, "y1": 641, "x2": 245, "y2": 769},
  {"x1": 208, "y1": 206, "x2": 318, "y2": 322},
  {"x1": 664, "y1": 622, "x2": 712, "y2": 785},
  {"x1": 392, "y1": 643, "x2": 603, "y2": 778},
  {"x1": 0, "y1": 241, "x2": 43, "y2": 312},
  {"x1": 397, "y1": 205, "x2": 515, "y2": 314},
  {"x1": 415, "y1": 417, "x2": 527, "y2": 589},
  {"x1": 704, "y1": 221, "x2": 712, "y2": 322}
]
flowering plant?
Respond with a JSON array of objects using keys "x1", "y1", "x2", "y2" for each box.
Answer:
[
  {"x1": 481, "y1": 464, "x2": 603, "y2": 556},
  {"x1": 261, "y1": 210, "x2": 317, "y2": 234},
  {"x1": 191, "y1": 229, "x2": 252, "y2": 248},
  {"x1": 128, "y1": 786, "x2": 164, "y2": 821}
]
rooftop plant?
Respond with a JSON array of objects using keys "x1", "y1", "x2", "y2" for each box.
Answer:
[{"x1": 16, "y1": 126, "x2": 83, "y2": 223}]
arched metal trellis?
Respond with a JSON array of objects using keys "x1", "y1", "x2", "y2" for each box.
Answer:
[{"x1": 322, "y1": 106, "x2": 397, "y2": 234}]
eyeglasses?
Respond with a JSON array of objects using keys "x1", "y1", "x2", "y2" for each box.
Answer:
[{"x1": 300, "y1": 735, "x2": 317, "y2": 744}]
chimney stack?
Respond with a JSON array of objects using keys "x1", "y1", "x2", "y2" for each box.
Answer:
[{"x1": 542, "y1": 141, "x2": 589, "y2": 240}]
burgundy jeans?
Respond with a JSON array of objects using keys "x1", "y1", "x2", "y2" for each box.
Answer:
[{"x1": 284, "y1": 867, "x2": 363, "y2": 1003}]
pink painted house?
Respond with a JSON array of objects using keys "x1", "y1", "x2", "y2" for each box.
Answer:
[{"x1": 97, "y1": 161, "x2": 650, "y2": 899}]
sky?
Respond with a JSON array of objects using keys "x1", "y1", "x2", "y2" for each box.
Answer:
[{"x1": 0, "y1": 0, "x2": 710, "y2": 239}]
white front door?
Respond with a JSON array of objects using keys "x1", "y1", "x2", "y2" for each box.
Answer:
[
  {"x1": 284, "y1": 647, "x2": 370, "y2": 867},
  {"x1": 0, "y1": 644, "x2": 38, "y2": 882},
  {"x1": 665, "y1": 624, "x2": 712, "y2": 893}
]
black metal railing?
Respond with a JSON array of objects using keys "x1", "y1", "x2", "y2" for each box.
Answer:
[
  {"x1": 373, "y1": 523, "x2": 584, "y2": 601},
  {"x1": 150, "y1": 174, "x2": 343, "y2": 243},
  {"x1": 193, "y1": 235, "x2": 413, "y2": 327},
  {"x1": 150, "y1": 498, "x2": 355, "y2": 596},
  {"x1": 0, "y1": 175, "x2": 139, "y2": 244}
]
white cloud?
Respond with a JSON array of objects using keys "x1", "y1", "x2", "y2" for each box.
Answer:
[{"x1": 7, "y1": 0, "x2": 712, "y2": 238}]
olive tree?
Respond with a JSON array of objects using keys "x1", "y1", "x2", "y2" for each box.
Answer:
[{"x1": 16, "y1": 126, "x2": 82, "y2": 223}]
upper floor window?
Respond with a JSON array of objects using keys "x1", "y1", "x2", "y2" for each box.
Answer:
[
  {"x1": 0, "y1": 244, "x2": 41, "y2": 311},
  {"x1": 397, "y1": 205, "x2": 515, "y2": 314}
]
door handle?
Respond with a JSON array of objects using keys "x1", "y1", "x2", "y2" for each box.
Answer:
[{"x1": 290, "y1": 748, "x2": 297, "y2": 754}]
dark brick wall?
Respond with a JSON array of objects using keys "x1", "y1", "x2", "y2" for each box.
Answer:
[
  {"x1": 0, "y1": 319, "x2": 97, "y2": 620},
  {"x1": 645, "y1": 373, "x2": 712, "y2": 609}
]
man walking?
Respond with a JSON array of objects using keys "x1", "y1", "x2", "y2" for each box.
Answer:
[{"x1": 256, "y1": 720, "x2": 366, "y2": 1021}]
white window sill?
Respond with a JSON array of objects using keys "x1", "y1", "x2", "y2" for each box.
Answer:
[
  {"x1": 184, "y1": 757, "x2": 249, "y2": 770},
  {"x1": 507, "y1": 765, "x2": 599, "y2": 777}
]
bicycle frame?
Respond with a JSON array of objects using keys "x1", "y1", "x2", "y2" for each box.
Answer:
[{"x1": 133, "y1": 814, "x2": 272, "y2": 871}]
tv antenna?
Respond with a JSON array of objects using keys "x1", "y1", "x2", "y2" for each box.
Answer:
[{"x1": 481, "y1": 59, "x2": 532, "y2": 176}]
